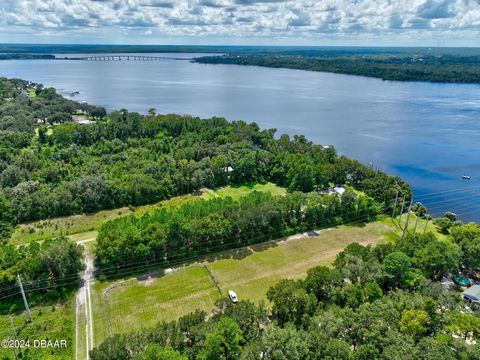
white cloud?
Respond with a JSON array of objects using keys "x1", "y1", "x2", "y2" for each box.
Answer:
[{"x1": 0, "y1": 0, "x2": 479, "y2": 45}]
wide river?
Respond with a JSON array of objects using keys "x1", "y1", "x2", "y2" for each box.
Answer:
[{"x1": 1, "y1": 53, "x2": 480, "y2": 222}]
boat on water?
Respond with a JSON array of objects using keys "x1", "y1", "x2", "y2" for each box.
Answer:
[{"x1": 462, "y1": 175, "x2": 472, "y2": 180}]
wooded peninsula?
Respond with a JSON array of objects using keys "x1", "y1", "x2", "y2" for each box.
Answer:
[{"x1": 195, "y1": 52, "x2": 480, "y2": 83}]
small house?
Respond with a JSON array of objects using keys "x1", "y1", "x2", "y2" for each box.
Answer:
[{"x1": 462, "y1": 284, "x2": 480, "y2": 309}]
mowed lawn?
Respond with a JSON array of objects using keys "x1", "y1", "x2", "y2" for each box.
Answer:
[
  {"x1": 98, "y1": 218, "x2": 395, "y2": 340},
  {"x1": 206, "y1": 220, "x2": 393, "y2": 304},
  {"x1": 213, "y1": 182, "x2": 286, "y2": 200},
  {"x1": 100, "y1": 266, "x2": 222, "y2": 335}
]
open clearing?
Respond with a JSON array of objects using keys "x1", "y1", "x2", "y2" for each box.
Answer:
[
  {"x1": 103, "y1": 267, "x2": 222, "y2": 335},
  {"x1": 94, "y1": 218, "x2": 396, "y2": 340},
  {"x1": 213, "y1": 182, "x2": 286, "y2": 200}
]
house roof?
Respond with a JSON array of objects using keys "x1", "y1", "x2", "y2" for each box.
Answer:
[{"x1": 463, "y1": 285, "x2": 480, "y2": 300}]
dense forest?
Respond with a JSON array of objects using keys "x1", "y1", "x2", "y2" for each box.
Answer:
[
  {"x1": 0, "y1": 236, "x2": 83, "y2": 312},
  {"x1": 95, "y1": 191, "x2": 379, "y2": 275},
  {"x1": 90, "y1": 224, "x2": 480, "y2": 360},
  {"x1": 195, "y1": 54, "x2": 480, "y2": 83},
  {"x1": 0, "y1": 77, "x2": 408, "y2": 238}
]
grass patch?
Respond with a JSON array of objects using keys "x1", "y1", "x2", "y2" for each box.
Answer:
[
  {"x1": 67, "y1": 230, "x2": 99, "y2": 243},
  {"x1": 96, "y1": 219, "x2": 393, "y2": 342},
  {"x1": 95, "y1": 266, "x2": 222, "y2": 337},
  {"x1": 90, "y1": 281, "x2": 111, "y2": 348},
  {"x1": 205, "y1": 220, "x2": 392, "y2": 304},
  {"x1": 10, "y1": 208, "x2": 132, "y2": 246},
  {"x1": 27, "y1": 88, "x2": 36, "y2": 97},
  {"x1": 0, "y1": 301, "x2": 75, "y2": 360},
  {"x1": 213, "y1": 182, "x2": 286, "y2": 200},
  {"x1": 395, "y1": 212, "x2": 448, "y2": 241}
]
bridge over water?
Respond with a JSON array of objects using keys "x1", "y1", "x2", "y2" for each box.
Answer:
[{"x1": 60, "y1": 55, "x2": 192, "y2": 61}]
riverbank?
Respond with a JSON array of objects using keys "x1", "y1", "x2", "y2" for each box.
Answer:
[{"x1": 194, "y1": 54, "x2": 480, "y2": 84}]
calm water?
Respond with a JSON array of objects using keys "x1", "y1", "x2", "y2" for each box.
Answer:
[{"x1": 1, "y1": 53, "x2": 480, "y2": 222}]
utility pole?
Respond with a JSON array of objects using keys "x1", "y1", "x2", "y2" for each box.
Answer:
[
  {"x1": 413, "y1": 214, "x2": 419, "y2": 233},
  {"x1": 402, "y1": 201, "x2": 413, "y2": 237},
  {"x1": 398, "y1": 195, "x2": 406, "y2": 227},
  {"x1": 391, "y1": 191, "x2": 399, "y2": 220},
  {"x1": 423, "y1": 220, "x2": 429, "y2": 234},
  {"x1": 17, "y1": 274, "x2": 31, "y2": 322}
]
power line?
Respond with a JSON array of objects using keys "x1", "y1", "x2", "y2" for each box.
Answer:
[
  {"x1": 0, "y1": 208, "x2": 388, "y2": 301},
  {"x1": 5, "y1": 199, "x2": 391, "y2": 292},
  {"x1": 4, "y1": 185, "x2": 478, "y2": 299}
]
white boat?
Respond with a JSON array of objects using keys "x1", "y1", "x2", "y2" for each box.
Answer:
[{"x1": 462, "y1": 175, "x2": 472, "y2": 180}]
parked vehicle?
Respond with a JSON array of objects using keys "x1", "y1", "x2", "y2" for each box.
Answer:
[{"x1": 228, "y1": 290, "x2": 238, "y2": 303}]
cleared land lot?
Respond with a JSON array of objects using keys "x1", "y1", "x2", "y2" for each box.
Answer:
[
  {"x1": 104, "y1": 267, "x2": 222, "y2": 336},
  {"x1": 94, "y1": 218, "x2": 395, "y2": 340}
]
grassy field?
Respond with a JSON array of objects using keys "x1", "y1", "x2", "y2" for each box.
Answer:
[
  {"x1": 93, "y1": 218, "x2": 396, "y2": 340},
  {"x1": 0, "y1": 301, "x2": 75, "y2": 360},
  {"x1": 205, "y1": 220, "x2": 393, "y2": 303},
  {"x1": 395, "y1": 212, "x2": 447, "y2": 240},
  {"x1": 213, "y1": 182, "x2": 286, "y2": 200},
  {"x1": 10, "y1": 207, "x2": 133, "y2": 246},
  {"x1": 103, "y1": 267, "x2": 222, "y2": 335},
  {"x1": 10, "y1": 183, "x2": 285, "y2": 246}
]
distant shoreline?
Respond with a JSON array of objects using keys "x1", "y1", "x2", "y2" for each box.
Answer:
[
  {"x1": 0, "y1": 54, "x2": 55, "y2": 60},
  {"x1": 2, "y1": 46, "x2": 479, "y2": 84},
  {"x1": 194, "y1": 54, "x2": 480, "y2": 84},
  {"x1": 1, "y1": 44, "x2": 480, "y2": 55}
]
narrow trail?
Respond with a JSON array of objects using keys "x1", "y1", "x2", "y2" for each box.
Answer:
[{"x1": 75, "y1": 238, "x2": 95, "y2": 360}]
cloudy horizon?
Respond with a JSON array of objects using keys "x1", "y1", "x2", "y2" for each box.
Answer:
[{"x1": 1, "y1": 0, "x2": 480, "y2": 47}]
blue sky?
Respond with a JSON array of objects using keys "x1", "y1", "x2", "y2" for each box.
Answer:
[{"x1": 1, "y1": 0, "x2": 479, "y2": 46}]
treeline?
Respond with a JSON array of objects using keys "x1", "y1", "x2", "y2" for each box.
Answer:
[
  {"x1": 0, "y1": 77, "x2": 409, "y2": 237},
  {"x1": 195, "y1": 54, "x2": 480, "y2": 83},
  {"x1": 0, "y1": 237, "x2": 84, "y2": 312},
  {"x1": 0, "y1": 54, "x2": 56, "y2": 60},
  {"x1": 95, "y1": 191, "x2": 379, "y2": 274},
  {"x1": 90, "y1": 229, "x2": 480, "y2": 360}
]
